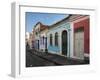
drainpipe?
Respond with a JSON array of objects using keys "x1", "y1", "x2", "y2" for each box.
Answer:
[{"x1": 68, "y1": 28, "x2": 71, "y2": 58}]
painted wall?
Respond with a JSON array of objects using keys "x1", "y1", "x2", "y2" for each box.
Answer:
[
  {"x1": 74, "y1": 18, "x2": 90, "y2": 54},
  {"x1": 47, "y1": 21, "x2": 72, "y2": 57},
  {"x1": 39, "y1": 29, "x2": 48, "y2": 52}
]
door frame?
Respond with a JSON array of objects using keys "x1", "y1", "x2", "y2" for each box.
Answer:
[
  {"x1": 61, "y1": 30, "x2": 68, "y2": 56},
  {"x1": 74, "y1": 27, "x2": 84, "y2": 60}
]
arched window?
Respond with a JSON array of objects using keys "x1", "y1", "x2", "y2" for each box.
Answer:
[
  {"x1": 50, "y1": 34, "x2": 52, "y2": 46},
  {"x1": 55, "y1": 32, "x2": 58, "y2": 46}
]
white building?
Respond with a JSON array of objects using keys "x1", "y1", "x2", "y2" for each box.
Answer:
[
  {"x1": 33, "y1": 22, "x2": 48, "y2": 51},
  {"x1": 40, "y1": 27, "x2": 48, "y2": 52}
]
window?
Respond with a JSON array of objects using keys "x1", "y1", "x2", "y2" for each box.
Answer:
[
  {"x1": 50, "y1": 34, "x2": 52, "y2": 46},
  {"x1": 55, "y1": 32, "x2": 58, "y2": 46}
]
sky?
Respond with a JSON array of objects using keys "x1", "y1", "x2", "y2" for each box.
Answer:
[{"x1": 26, "y1": 12, "x2": 68, "y2": 32}]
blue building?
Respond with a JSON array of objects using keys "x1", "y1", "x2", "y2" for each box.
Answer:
[{"x1": 47, "y1": 15, "x2": 74, "y2": 57}]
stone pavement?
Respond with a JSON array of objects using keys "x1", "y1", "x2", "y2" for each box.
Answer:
[
  {"x1": 30, "y1": 49, "x2": 89, "y2": 65},
  {"x1": 26, "y1": 50, "x2": 56, "y2": 67}
]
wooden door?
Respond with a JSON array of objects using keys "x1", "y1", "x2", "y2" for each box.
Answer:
[{"x1": 74, "y1": 28, "x2": 84, "y2": 59}]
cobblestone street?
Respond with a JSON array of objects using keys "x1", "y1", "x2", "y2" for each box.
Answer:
[
  {"x1": 26, "y1": 48, "x2": 89, "y2": 67},
  {"x1": 26, "y1": 49, "x2": 56, "y2": 67}
]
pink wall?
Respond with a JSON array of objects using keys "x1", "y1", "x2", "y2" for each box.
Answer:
[{"x1": 74, "y1": 18, "x2": 90, "y2": 54}]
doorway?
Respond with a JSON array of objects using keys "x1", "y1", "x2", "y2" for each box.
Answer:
[
  {"x1": 62, "y1": 30, "x2": 68, "y2": 56},
  {"x1": 74, "y1": 27, "x2": 84, "y2": 59}
]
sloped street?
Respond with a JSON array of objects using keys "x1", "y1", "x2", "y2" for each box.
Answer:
[{"x1": 26, "y1": 48, "x2": 89, "y2": 67}]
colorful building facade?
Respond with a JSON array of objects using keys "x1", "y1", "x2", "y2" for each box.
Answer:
[
  {"x1": 28, "y1": 14, "x2": 90, "y2": 60},
  {"x1": 33, "y1": 22, "x2": 48, "y2": 51},
  {"x1": 72, "y1": 15, "x2": 89, "y2": 60},
  {"x1": 47, "y1": 15, "x2": 73, "y2": 57},
  {"x1": 47, "y1": 15, "x2": 89, "y2": 60},
  {"x1": 40, "y1": 27, "x2": 48, "y2": 52}
]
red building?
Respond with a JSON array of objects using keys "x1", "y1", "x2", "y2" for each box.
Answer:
[{"x1": 70, "y1": 15, "x2": 89, "y2": 60}]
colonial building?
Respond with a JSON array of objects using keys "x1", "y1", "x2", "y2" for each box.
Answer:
[
  {"x1": 40, "y1": 26, "x2": 48, "y2": 52},
  {"x1": 47, "y1": 15, "x2": 89, "y2": 60},
  {"x1": 69, "y1": 15, "x2": 90, "y2": 60},
  {"x1": 31, "y1": 14, "x2": 89, "y2": 61},
  {"x1": 31, "y1": 29, "x2": 35, "y2": 48},
  {"x1": 47, "y1": 15, "x2": 73, "y2": 58},
  {"x1": 33, "y1": 22, "x2": 48, "y2": 51}
]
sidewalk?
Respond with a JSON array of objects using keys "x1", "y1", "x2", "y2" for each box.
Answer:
[{"x1": 30, "y1": 49, "x2": 89, "y2": 65}]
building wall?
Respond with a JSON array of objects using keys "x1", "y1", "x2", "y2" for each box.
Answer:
[
  {"x1": 31, "y1": 30, "x2": 35, "y2": 48},
  {"x1": 47, "y1": 21, "x2": 73, "y2": 57},
  {"x1": 40, "y1": 29, "x2": 48, "y2": 52},
  {"x1": 34, "y1": 24, "x2": 40, "y2": 49},
  {"x1": 34, "y1": 24, "x2": 40, "y2": 40},
  {"x1": 73, "y1": 17, "x2": 89, "y2": 57}
]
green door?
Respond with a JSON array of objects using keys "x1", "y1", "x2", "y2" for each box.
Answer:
[{"x1": 62, "y1": 30, "x2": 68, "y2": 56}]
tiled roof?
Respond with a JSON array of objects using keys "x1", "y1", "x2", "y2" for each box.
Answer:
[
  {"x1": 33, "y1": 22, "x2": 49, "y2": 32},
  {"x1": 68, "y1": 15, "x2": 88, "y2": 22},
  {"x1": 40, "y1": 23, "x2": 49, "y2": 31}
]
